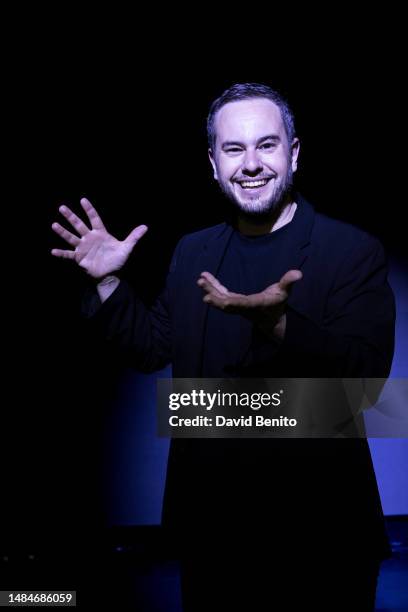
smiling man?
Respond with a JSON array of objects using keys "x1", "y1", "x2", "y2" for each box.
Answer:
[
  {"x1": 208, "y1": 95, "x2": 299, "y2": 226},
  {"x1": 52, "y1": 83, "x2": 395, "y2": 611}
]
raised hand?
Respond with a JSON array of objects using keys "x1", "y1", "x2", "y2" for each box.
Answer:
[
  {"x1": 51, "y1": 198, "x2": 148, "y2": 280},
  {"x1": 197, "y1": 269, "x2": 303, "y2": 338}
]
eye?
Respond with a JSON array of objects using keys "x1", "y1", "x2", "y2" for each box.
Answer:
[
  {"x1": 225, "y1": 147, "x2": 243, "y2": 154},
  {"x1": 259, "y1": 142, "x2": 276, "y2": 150}
]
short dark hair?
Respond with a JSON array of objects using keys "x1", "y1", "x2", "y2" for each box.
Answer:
[{"x1": 207, "y1": 83, "x2": 296, "y2": 151}]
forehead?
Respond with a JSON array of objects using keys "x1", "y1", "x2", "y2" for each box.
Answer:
[{"x1": 214, "y1": 98, "x2": 286, "y2": 144}]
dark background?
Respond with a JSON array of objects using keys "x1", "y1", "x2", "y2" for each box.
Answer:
[{"x1": 2, "y1": 23, "x2": 406, "y2": 572}]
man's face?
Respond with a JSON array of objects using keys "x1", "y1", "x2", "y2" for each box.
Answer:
[{"x1": 209, "y1": 98, "x2": 299, "y2": 216}]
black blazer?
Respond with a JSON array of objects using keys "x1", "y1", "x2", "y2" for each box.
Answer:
[{"x1": 84, "y1": 195, "x2": 396, "y2": 559}]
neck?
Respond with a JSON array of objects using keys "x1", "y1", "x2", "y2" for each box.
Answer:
[{"x1": 236, "y1": 194, "x2": 297, "y2": 236}]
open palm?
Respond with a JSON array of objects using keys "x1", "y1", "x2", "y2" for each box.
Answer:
[
  {"x1": 197, "y1": 269, "x2": 302, "y2": 313},
  {"x1": 51, "y1": 198, "x2": 148, "y2": 279}
]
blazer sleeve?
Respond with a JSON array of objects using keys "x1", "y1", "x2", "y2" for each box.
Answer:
[
  {"x1": 281, "y1": 235, "x2": 396, "y2": 377},
  {"x1": 81, "y1": 237, "x2": 185, "y2": 373}
]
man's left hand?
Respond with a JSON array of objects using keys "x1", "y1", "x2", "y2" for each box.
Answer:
[{"x1": 197, "y1": 269, "x2": 303, "y2": 339}]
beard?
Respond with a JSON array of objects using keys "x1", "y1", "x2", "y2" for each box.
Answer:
[{"x1": 218, "y1": 166, "x2": 294, "y2": 222}]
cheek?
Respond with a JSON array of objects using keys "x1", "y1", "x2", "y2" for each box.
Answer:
[
  {"x1": 271, "y1": 161, "x2": 290, "y2": 178},
  {"x1": 263, "y1": 152, "x2": 290, "y2": 173},
  {"x1": 218, "y1": 157, "x2": 242, "y2": 180}
]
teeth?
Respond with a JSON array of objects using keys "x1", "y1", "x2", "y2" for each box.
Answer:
[{"x1": 240, "y1": 180, "x2": 269, "y2": 188}]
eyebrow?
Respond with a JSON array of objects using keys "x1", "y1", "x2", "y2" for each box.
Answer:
[{"x1": 221, "y1": 134, "x2": 281, "y2": 149}]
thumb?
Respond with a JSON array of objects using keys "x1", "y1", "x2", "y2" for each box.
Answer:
[
  {"x1": 125, "y1": 224, "x2": 149, "y2": 246},
  {"x1": 278, "y1": 269, "x2": 303, "y2": 292}
]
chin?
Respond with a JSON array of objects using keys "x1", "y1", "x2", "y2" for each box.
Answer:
[
  {"x1": 220, "y1": 178, "x2": 292, "y2": 219},
  {"x1": 236, "y1": 198, "x2": 279, "y2": 216},
  {"x1": 239, "y1": 205, "x2": 271, "y2": 216}
]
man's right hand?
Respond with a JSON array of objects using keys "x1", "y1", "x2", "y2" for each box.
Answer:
[{"x1": 51, "y1": 197, "x2": 148, "y2": 280}]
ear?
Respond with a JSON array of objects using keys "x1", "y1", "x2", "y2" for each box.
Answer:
[
  {"x1": 208, "y1": 148, "x2": 219, "y2": 181},
  {"x1": 290, "y1": 138, "x2": 300, "y2": 173}
]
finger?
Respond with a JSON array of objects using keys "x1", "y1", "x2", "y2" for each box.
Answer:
[
  {"x1": 51, "y1": 248, "x2": 76, "y2": 259},
  {"x1": 80, "y1": 197, "x2": 106, "y2": 230},
  {"x1": 59, "y1": 205, "x2": 90, "y2": 236},
  {"x1": 51, "y1": 222, "x2": 80, "y2": 246},
  {"x1": 197, "y1": 277, "x2": 224, "y2": 298},
  {"x1": 203, "y1": 291, "x2": 228, "y2": 308},
  {"x1": 197, "y1": 276, "x2": 226, "y2": 300},
  {"x1": 198, "y1": 278, "x2": 246, "y2": 311},
  {"x1": 259, "y1": 270, "x2": 303, "y2": 307},
  {"x1": 197, "y1": 277, "x2": 223, "y2": 297},
  {"x1": 203, "y1": 291, "x2": 247, "y2": 311},
  {"x1": 125, "y1": 224, "x2": 148, "y2": 245},
  {"x1": 199, "y1": 271, "x2": 229, "y2": 295},
  {"x1": 197, "y1": 273, "x2": 247, "y2": 310},
  {"x1": 278, "y1": 269, "x2": 303, "y2": 292}
]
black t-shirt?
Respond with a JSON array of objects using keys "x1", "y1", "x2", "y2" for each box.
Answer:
[{"x1": 202, "y1": 219, "x2": 294, "y2": 377}]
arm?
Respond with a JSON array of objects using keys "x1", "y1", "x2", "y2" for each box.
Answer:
[
  {"x1": 281, "y1": 237, "x2": 395, "y2": 377},
  {"x1": 197, "y1": 236, "x2": 395, "y2": 378},
  {"x1": 52, "y1": 197, "x2": 173, "y2": 372},
  {"x1": 81, "y1": 237, "x2": 185, "y2": 373}
]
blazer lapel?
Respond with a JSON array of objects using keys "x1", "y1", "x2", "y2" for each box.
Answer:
[
  {"x1": 182, "y1": 223, "x2": 234, "y2": 376},
  {"x1": 270, "y1": 194, "x2": 314, "y2": 288}
]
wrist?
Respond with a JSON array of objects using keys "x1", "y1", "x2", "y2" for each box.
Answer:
[
  {"x1": 96, "y1": 275, "x2": 121, "y2": 304},
  {"x1": 96, "y1": 274, "x2": 120, "y2": 286},
  {"x1": 250, "y1": 307, "x2": 286, "y2": 342},
  {"x1": 272, "y1": 313, "x2": 286, "y2": 341}
]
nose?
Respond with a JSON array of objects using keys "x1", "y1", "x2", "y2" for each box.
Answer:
[{"x1": 242, "y1": 149, "x2": 263, "y2": 175}]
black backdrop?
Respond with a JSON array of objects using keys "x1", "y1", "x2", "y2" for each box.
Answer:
[{"x1": 2, "y1": 34, "x2": 406, "y2": 565}]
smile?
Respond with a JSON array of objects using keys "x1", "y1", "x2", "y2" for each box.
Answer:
[{"x1": 238, "y1": 179, "x2": 271, "y2": 189}]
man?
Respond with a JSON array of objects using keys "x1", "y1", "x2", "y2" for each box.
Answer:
[{"x1": 52, "y1": 83, "x2": 395, "y2": 610}]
